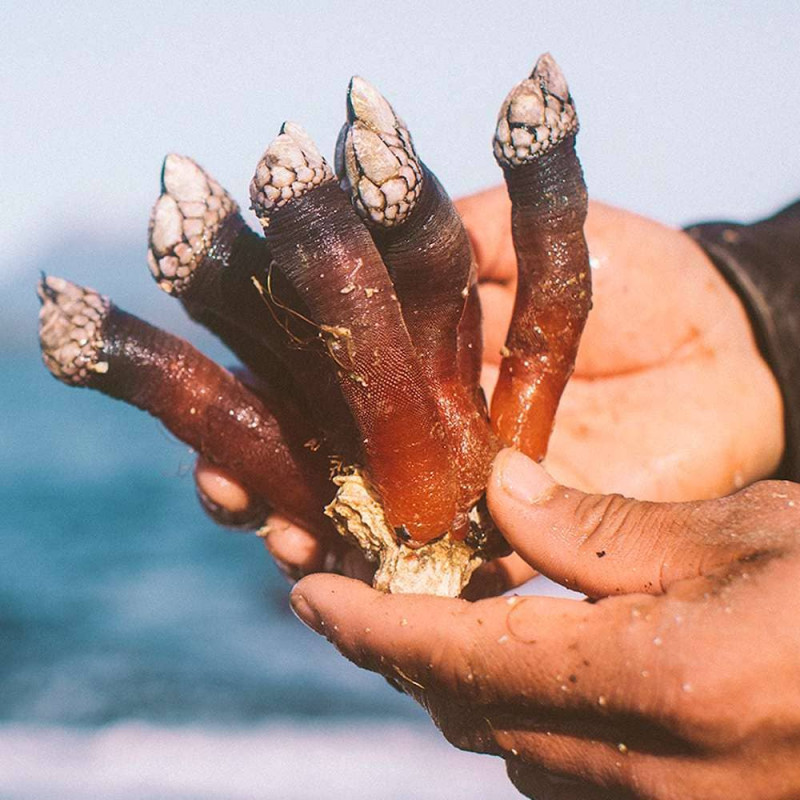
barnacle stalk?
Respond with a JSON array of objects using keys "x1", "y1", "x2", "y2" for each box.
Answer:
[
  {"x1": 37, "y1": 276, "x2": 332, "y2": 534},
  {"x1": 338, "y1": 77, "x2": 500, "y2": 520},
  {"x1": 148, "y1": 155, "x2": 359, "y2": 459},
  {"x1": 491, "y1": 53, "x2": 592, "y2": 461},
  {"x1": 250, "y1": 123, "x2": 460, "y2": 546}
]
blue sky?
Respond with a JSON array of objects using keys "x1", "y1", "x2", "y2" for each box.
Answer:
[{"x1": 4, "y1": 1, "x2": 800, "y2": 287}]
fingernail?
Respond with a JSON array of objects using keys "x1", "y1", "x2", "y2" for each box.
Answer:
[
  {"x1": 258, "y1": 516, "x2": 293, "y2": 546},
  {"x1": 196, "y1": 485, "x2": 269, "y2": 529},
  {"x1": 195, "y1": 463, "x2": 270, "y2": 530},
  {"x1": 497, "y1": 448, "x2": 557, "y2": 505},
  {"x1": 289, "y1": 591, "x2": 324, "y2": 634}
]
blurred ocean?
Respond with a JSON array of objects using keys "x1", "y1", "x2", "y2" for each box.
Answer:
[{"x1": 0, "y1": 346, "x2": 519, "y2": 798}]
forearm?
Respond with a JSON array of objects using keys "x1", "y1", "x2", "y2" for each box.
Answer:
[{"x1": 686, "y1": 199, "x2": 800, "y2": 480}]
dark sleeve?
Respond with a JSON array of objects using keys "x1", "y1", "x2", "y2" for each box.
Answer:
[{"x1": 685, "y1": 200, "x2": 800, "y2": 482}]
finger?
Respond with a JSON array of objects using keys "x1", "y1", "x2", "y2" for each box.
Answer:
[
  {"x1": 462, "y1": 552, "x2": 536, "y2": 600},
  {"x1": 194, "y1": 458, "x2": 269, "y2": 529},
  {"x1": 506, "y1": 738, "x2": 723, "y2": 800},
  {"x1": 488, "y1": 448, "x2": 790, "y2": 598},
  {"x1": 454, "y1": 187, "x2": 515, "y2": 285},
  {"x1": 261, "y1": 514, "x2": 323, "y2": 576},
  {"x1": 498, "y1": 729, "x2": 660, "y2": 798},
  {"x1": 290, "y1": 574, "x2": 651, "y2": 717},
  {"x1": 263, "y1": 515, "x2": 375, "y2": 584},
  {"x1": 506, "y1": 761, "x2": 622, "y2": 800}
]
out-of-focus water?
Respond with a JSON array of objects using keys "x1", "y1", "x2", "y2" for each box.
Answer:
[{"x1": 1, "y1": 355, "x2": 518, "y2": 798}]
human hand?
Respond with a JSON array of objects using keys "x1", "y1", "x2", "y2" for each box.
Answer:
[
  {"x1": 196, "y1": 189, "x2": 783, "y2": 590},
  {"x1": 290, "y1": 448, "x2": 800, "y2": 800},
  {"x1": 458, "y1": 188, "x2": 782, "y2": 501}
]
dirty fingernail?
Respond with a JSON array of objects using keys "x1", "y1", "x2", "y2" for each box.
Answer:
[
  {"x1": 496, "y1": 448, "x2": 556, "y2": 505},
  {"x1": 195, "y1": 460, "x2": 269, "y2": 529},
  {"x1": 195, "y1": 460, "x2": 252, "y2": 511},
  {"x1": 290, "y1": 591, "x2": 324, "y2": 634},
  {"x1": 196, "y1": 485, "x2": 269, "y2": 530}
]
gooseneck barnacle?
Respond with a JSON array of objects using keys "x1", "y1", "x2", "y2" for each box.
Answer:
[
  {"x1": 491, "y1": 53, "x2": 591, "y2": 460},
  {"x1": 38, "y1": 54, "x2": 591, "y2": 596}
]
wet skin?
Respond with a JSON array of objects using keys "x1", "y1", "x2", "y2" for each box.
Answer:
[{"x1": 291, "y1": 450, "x2": 800, "y2": 800}]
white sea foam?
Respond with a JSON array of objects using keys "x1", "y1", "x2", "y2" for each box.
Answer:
[{"x1": 0, "y1": 720, "x2": 520, "y2": 800}]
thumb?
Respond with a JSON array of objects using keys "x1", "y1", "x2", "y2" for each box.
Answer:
[{"x1": 487, "y1": 448, "x2": 744, "y2": 597}]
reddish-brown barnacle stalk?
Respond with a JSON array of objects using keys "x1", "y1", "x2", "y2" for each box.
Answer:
[
  {"x1": 147, "y1": 154, "x2": 359, "y2": 460},
  {"x1": 337, "y1": 77, "x2": 499, "y2": 521},
  {"x1": 250, "y1": 122, "x2": 459, "y2": 545},
  {"x1": 490, "y1": 53, "x2": 591, "y2": 461},
  {"x1": 147, "y1": 154, "x2": 284, "y2": 382},
  {"x1": 37, "y1": 275, "x2": 333, "y2": 534},
  {"x1": 456, "y1": 279, "x2": 484, "y2": 392}
]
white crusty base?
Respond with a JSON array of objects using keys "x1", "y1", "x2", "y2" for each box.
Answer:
[{"x1": 325, "y1": 470, "x2": 483, "y2": 597}]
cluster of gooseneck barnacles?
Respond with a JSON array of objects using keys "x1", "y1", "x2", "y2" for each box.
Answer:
[{"x1": 38, "y1": 54, "x2": 591, "y2": 596}]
